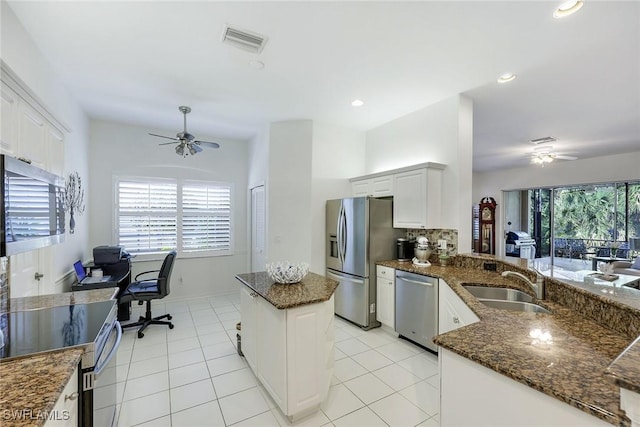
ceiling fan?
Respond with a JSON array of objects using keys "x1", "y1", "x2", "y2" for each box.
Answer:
[
  {"x1": 529, "y1": 146, "x2": 577, "y2": 167},
  {"x1": 149, "y1": 106, "x2": 220, "y2": 157}
]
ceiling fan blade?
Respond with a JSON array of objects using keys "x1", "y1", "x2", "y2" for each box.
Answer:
[
  {"x1": 158, "y1": 141, "x2": 179, "y2": 146},
  {"x1": 149, "y1": 133, "x2": 178, "y2": 141},
  {"x1": 191, "y1": 144, "x2": 203, "y2": 153},
  {"x1": 555, "y1": 155, "x2": 578, "y2": 160},
  {"x1": 195, "y1": 140, "x2": 220, "y2": 149}
]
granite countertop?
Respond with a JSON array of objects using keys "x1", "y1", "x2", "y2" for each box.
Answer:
[
  {"x1": 606, "y1": 336, "x2": 640, "y2": 394},
  {"x1": 0, "y1": 289, "x2": 118, "y2": 426},
  {"x1": 0, "y1": 348, "x2": 84, "y2": 427},
  {"x1": 235, "y1": 271, "x2": 339, "y2": 309},
  {"x1": 6, "y1": 288, "x2": 118, "y2": 312},
  {"x1": 378, "y1": 258, "x2": 633, "y2": 426}
]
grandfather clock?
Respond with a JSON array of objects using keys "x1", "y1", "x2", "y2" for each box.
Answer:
[{"x1": 479, "y1": 197, "x2": 497, "y2": 255}]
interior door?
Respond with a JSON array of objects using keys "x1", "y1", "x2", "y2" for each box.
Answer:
[{"x1": 250, "y1": 185, "x2": 266, "y2": 272}]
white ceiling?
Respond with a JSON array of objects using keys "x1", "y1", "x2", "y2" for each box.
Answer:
[{"x1": 6, "y1": 1, "x2": 640, "y2": 172}]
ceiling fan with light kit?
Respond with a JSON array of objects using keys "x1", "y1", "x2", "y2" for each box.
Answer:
[
  {"x1": 529, "y1": 145, "x2": 577, "y2": 167},
  {"x1": 149, "y1": 106, "x2": 220, "y2": 157}
]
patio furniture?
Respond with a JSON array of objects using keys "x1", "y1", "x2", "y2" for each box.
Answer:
[{"x1": 612, "y1": 257, "x2": 640, "y2": 278}]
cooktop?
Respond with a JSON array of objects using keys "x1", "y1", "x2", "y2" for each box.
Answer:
[{"x1": 0, "y1": 300, "x2": 116, "y2": 360}]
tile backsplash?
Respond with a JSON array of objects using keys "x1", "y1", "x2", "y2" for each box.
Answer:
[{"x1": 405, "y1": 229, "x2": 458, "y2": 255}]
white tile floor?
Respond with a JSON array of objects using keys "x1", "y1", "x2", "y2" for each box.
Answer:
[{"x1": 114, "y1": 294, "x2": 440, "y2": 427}]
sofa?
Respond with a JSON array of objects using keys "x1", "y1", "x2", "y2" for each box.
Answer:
[{"x1": 612, "y1": 256, "x2": 640, "y2": 277}]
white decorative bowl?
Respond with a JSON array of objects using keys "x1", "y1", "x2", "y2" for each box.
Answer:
[{"x1": 266, "y1": 261, "x2": 309, "y2": 284}]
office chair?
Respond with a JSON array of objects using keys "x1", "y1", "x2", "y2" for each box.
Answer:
[{"x1": 119, "y1": 250, "x2": 176, "y2": 338}]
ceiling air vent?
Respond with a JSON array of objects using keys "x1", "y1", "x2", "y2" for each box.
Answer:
[
  {"x1": 221, "y1": 24, "x2": 268, "y2": 54},
  {"x1": 529, "y1": 136, "x2": 557, "y2": 145}
]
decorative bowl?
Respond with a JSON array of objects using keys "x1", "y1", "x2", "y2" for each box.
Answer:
[{"x1": 266, "y1": 261, "x2": 309, "y2": 284}]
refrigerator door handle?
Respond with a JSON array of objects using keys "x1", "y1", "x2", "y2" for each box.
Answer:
[
  {"x1": 340, "y1": 205, "x2": 347, "y2": 265},
  {"x1": 336, "y1": 204, "x2": 343, "y2": 264}
]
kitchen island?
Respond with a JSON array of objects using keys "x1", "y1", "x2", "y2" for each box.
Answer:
[
  {"x1": 378, "y1": 256, "x2": 637, "y2": 426},
  {"x1": 235, "y1": 271, "x2": 338, "y2": 422}
]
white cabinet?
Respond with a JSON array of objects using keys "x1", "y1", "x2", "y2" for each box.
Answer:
[
  {"x1": 240, "y1": 285, "x2": 334, "y2": 421},
  {"x1": 45, "y1": 365, "x2": 79, "y2": 426},
  {"x1": 438, "y1": 279, "x2": 479, "y2": 334},
  {"x1": 350, "y1": 163, "x2": 445, "y2": 228},
  {"x1": 376, "y1": 266, "x2": 395, "y2": 328},
  {"x1": 240, "y1": 286, "x2": 258, "y2": 371},
  {"x1": 351, "y1": 175, "x2": 394, "y2": 197},
  {"x1": 440, "y1": 349, "x2": 610, "y2": 427},
  {"x1": 1, "y1": 66, "x2": 66, "y2": 174},
  {"x1": 393, "y1": 166, "x2": 443, "y2": 229},
  {"x1": 0, "y1": 85, "x2": 19, "y2": 157}
]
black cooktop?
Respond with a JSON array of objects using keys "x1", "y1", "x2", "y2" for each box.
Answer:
[{"x1": 0, "y1": 300, "x2": 115, "y2": 360}]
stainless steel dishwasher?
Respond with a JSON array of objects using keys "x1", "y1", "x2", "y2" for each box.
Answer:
[{"x1": 395, "y1": 270, "x2": 438, "y2": 352}]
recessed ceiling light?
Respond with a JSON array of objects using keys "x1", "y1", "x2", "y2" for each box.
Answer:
[
  {"x1": 553, "y1": 0, "x2": 584, "y2": 18},
  {"x1": 497, "y1": 73, "x2": 517, "y2": 83},
  {"x1": 248, "y1": 60, "x2": 264, "y2": 70},
  {"x1": 351, "y1": 99, "x2": 364, "y2": 107}
]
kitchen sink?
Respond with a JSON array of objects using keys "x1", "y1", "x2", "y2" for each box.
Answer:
[
  {"x1": 462, "y1": 285, "x2": 534, "y2": 303},
  {"x1": 477, "y1": 299, "x2": 551, "y2": 314}
]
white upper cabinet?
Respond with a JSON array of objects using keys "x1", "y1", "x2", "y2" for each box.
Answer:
[
  {"x1": 351, "y1": 175, "x2": 394, "y2": 198},
  {"x1": 350, "y1": 163, "x2": 445, "y2": 226},
  {"x1": 393, "y1": 168, "x2": 427, "y2": 228},
  {"x1": 19, "y1": 101, "x2": 48, "y2": 170},
  {"x1": 1, "y1": 85, "x2": 19, "y2": 157},
  {"x1": 2, "y1": 65, "x2": 67, "y2": 175},
  {"x1": 392, "y1": 164, "x2": 443, "y2": 229}
]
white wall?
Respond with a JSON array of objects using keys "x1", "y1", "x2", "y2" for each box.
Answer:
[
  {"x1": 88, "y1": 119, "x2": 249, "y2": 300},
  {"x1": 474, "y1": 150, "x2": 640, "y2": 255},
  {"x1": 2, "y1": 1, "x2": 90, "y2": 294},
  {"x1": 311, "y1": 122, "x2": 366, "y2": 273},
  {"x1": 364, "y1": 95, "x2": 474, "y2": 251},
  {"x1": 266, "y1": 120, "x2": 314, "y2": 264}
]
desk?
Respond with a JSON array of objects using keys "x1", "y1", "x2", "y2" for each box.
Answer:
[
  {"x1": 71, "y1": 258, "x2": 131, "y2": 320},
  {"x1": 591, "y1": 256, "x2": 629, "y2": 271}
]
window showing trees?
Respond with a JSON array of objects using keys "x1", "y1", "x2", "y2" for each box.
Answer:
[{"x1": 521, "y1": 181, "x2": 640, "y2": 261}]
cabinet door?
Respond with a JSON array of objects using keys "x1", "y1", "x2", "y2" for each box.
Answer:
[
  {"x1": 46, "y1": 124, "x2": 65, "y2": 177},
  {"x1": 240, "y1": 286, "x2": 258, "y2": 370},
  {"x1": 18, "y1": 101, "x2": 47, "y2": 169},
  {"x1": 45, "y1": 365, "x2": 79, "y2": 426},
  {"x1": 393, "y1": 169, "x2": 427, "y2": 228},
  {"x1": 285, "y1": 301, "x2": 327, "y2": 417},
  {"x1": 371, "y1": 176, "x2": 393, "y2": 197},
  {"x1": 352, "y1": 179, "x2": 371, "y2": 197},
  {"x1": 438, "y1": 279, "x2": 479, "y2": 334},
  {"x1": 376, "y1": 276, "x2": 394, "y2": 328},
  {"x1": 256, "y1": 297, "x2": 287, "y2": 412},
  {"x1": 1, "y1": 85, "x2": 19, "y2": 157}
]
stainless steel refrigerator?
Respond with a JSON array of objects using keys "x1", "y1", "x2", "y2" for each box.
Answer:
[{"x1": 326, "y1": 197, "x2": 403, "y2": 329}]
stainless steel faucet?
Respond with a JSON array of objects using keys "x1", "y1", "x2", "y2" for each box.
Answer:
[{"x1": 501, "y1": 271, "x2": 545, "y2": 300}]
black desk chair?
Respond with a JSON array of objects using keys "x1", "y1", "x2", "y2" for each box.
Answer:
[{"x1": 119, "y1": 251, "x2": 176, "y2": 338}]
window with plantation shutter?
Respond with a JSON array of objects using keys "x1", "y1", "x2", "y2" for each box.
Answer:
[
  {"x1": 115, "y1": 177, "x2": 233, "y2": 257},
  {"x1": 182, "y1": 181, "x2": 231, "y2": 253},
  {"x1": 117, "y1": 179, "x2": 177, "y2": 254}
]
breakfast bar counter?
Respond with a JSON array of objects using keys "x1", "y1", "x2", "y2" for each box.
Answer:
[{"x1": 378, "y1": 257, "x2": 636, "y2": 426}]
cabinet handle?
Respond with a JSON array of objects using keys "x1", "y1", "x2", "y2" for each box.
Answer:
[
  {"x1": 65, "y1": 392, "x2": 79, "y2": 402},
  {"x1": 381, "y1": 271, "x2": 386, "y2": 275},
  {"x1": 453, "y1": 317, "x2": 460, "y2": 324},
  {"x1": 250, "y1": 292, "x2": 258, "y2": 298}
]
